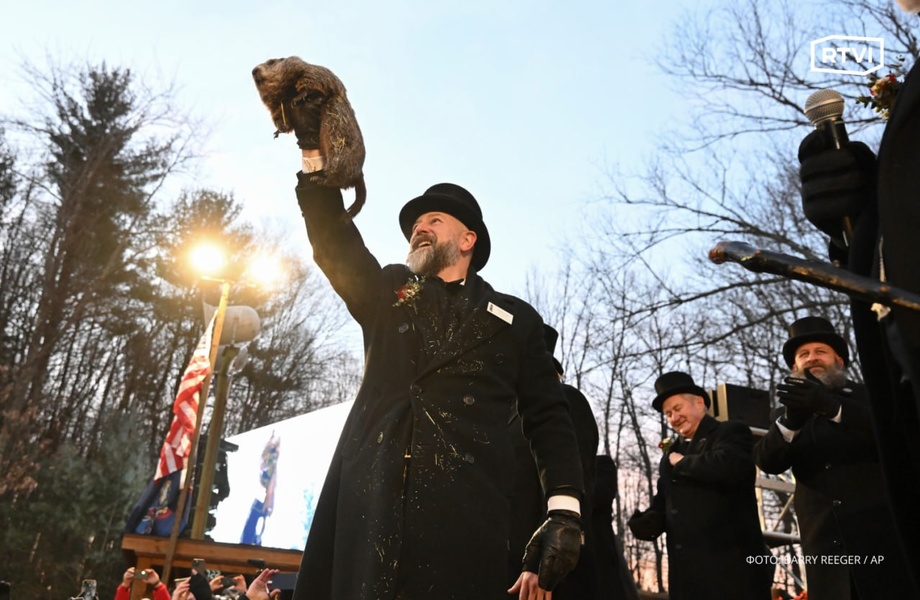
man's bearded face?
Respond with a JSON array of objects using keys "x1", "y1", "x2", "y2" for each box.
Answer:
[
  {"x1": 792, "y1": 342, "x2": 848, "y2": 389},
  {"x1": 406, "y1": 232, "x2": 460, "y2": 277}
]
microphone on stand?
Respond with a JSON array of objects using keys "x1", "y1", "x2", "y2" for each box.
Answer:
[{"x1": 802, "y1": 89, "x2": 854, "y2": 244}]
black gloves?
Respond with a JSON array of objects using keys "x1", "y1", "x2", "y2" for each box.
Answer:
[
  {"x1": 521, "y1": 509, "x2": 582, "y2": 591},
  {"x1": 627, "y1": 508, "x2": 666, "y2": 541},
  {"x1": 798, "y1": 129, "x2": 877, "y2": 252},
  {"x1": 777, "y1": 370, "x2": 841, "y2": 426},
  {"x1": 287, "y1": 90, "x2": 324, "y2": 150},
  {"x1": 779, "y1": 400, "x2": 812, "y2": 430}
]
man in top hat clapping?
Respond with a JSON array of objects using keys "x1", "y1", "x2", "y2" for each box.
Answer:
[
  {"x1": 628, "y1": 371, "x2": 771, "y2": 600},
  {"x1": 754, "y1": 316, "x2": 911, "y2": 600},
  {"x1": 288, "y1": 141, "x2": 584, "y2": 599}
]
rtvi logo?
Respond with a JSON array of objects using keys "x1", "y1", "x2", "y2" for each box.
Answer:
[{"x1": 810, "y1": 35, "x2": 884, "y2": 75}]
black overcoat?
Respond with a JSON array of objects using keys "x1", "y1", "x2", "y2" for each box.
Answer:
[
  {"x1": 628, "y1": 415, "x2": 771, "y2": 600},
  {"x1": 754, "y1": 383, "x2": 911, "y2": 599},
  {"x1": 843, "y1": 58, "x2": 920, "y2": 595},
  {"x1": 291, "y1": 176, "x2": 584, "y2": 600}
]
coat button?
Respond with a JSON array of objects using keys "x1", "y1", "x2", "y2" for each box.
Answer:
[
  {"x1": 495, "y1": 353, "x2": 505, "y2": 365},
  {"x1": 674, "y1": 543, "x2": 683, "y2": 551},
  {"x1": 670, "y1": 508, "x2": 678, "y2": 515},
  {"x1": 398, "y1": 322, "x2": 409, "y2": 333},
  {"x1": 377, "y1": 432, "x2": 384, "y2": 444},
  {"x1": 832, "y1": 499, "x2": 842, "y2": 508},
  {"x1": 463, "y1": 394, "x2": 475, "y2": 406},
  {"x1": 410, "y1": 384, "x2": 422, "y2": 396},
  {"x1": 825, "y1": 463, "x2": 832, "y2": 470},
  {"x1": 464, "y1": 453, "x2": 475, "y2": 464}
]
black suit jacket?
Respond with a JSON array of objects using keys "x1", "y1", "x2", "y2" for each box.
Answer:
[
  {"x1": 291, "y1": 175, "x2": 584, "y2": 600},
  {"x1": 628, "y1": 416, "x2": 770, "y2": 600}
]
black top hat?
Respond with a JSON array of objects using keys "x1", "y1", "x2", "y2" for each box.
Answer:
[
  {"x1": 543, "y1": 324, "x2": 564, "y2": 376},
  {"x1": 399, "y1": 183, "x2": 491, "y2": 272},
  {"x1": 782, "y1": 316, "x2": 849, "y2": 368},
  {"x1": 651, "y1": 371, "x2": 710, "y2": 412}
]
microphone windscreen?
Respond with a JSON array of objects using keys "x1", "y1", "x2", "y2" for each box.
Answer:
[{"x1": 804, "y1": 89, "x2": 845, "y2": 125}]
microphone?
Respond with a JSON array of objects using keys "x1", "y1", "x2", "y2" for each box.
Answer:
[
  {"x1": 803, "y1": 89, "x2": 849, "y2": 149},
  {"x1": 802, "y1": 89, "x2": 854, "y2": 244}
]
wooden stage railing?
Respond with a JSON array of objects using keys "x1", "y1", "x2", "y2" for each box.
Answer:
[{"x1": 120, "y1": 533, "x2": 302, "y2": 600}]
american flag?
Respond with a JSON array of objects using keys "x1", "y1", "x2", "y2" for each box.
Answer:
[{"x1": 154, "y1": 315, "x2": 216, "y2": 481}]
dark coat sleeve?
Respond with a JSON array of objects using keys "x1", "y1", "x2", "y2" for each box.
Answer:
[
  {"x1": 563, "y1": 383, "x2": 599, "y2": 510},
  {"x1": 754, "y1": 385, "x2": 876, "y2": 475},
  {"x1": 295, "y1": 172, "x2": 385, "y2": 325},
  {"x1": 514, "y1": 311, "x2": 585, "y2": 498},
  {"x1": 753, "y1": 410, "x2": 795, "y2": 475},
  {"x1": 671, "y1": 419, "x2": 754, "y2": 486}
]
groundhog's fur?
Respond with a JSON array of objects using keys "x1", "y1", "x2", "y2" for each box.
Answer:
[{"x1": 252, "y1": 56, "x2": 366, "y2": 217}]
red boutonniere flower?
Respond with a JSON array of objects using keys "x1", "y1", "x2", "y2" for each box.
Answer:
[
  {"x1": 394, "y1": 276, "x2": 424, "y2": 308},
  {"x1": 856, "y1": 56, "x2": 907, "y2": 120},
  {"x1": 658, "y1": 436, "x2": 675, "y2": 453}
]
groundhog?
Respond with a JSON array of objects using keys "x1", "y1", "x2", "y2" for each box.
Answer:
[{"x1": 252, "y1": 56, "x2": 366, "y2": 217}]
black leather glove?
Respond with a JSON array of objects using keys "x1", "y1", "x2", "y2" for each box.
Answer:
[
  {"x1": 798, "y1": 129, "x2": 877, "y2": 250},
  {"x1": 521, "y1": 509, "x2": 582, "y2": 591},
  {"x1": 777, "y1": 370, "x2": 841, "y2": 420},
  {"x1": 286, "y1": 90, "x2": 324, "y2": 150}
]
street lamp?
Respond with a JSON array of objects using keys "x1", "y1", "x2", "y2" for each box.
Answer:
[
  {"x1": 190, "y1": 281, "x2": 262, "y2": 539},
  {"x1": 161, "y1": 242, "x2": 280, "y2": 579}
]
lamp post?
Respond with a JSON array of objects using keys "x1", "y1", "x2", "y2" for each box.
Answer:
[
  {"x1": 162, "y1": 279, "x2": 230, "y2": 582},
  {"x1": 191, "y1": 297, "x2": 260, "y2": 538},
  {"x1": 190, "y1": 279, "x2": 232, "y2": 539},
  {"x1": 161, "y1": 244, "x2": 277, "y2": 581}
]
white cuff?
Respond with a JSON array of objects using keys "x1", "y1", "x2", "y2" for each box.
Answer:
[
  {"x1": 547, "y1": 494, "x2": 580, "y2": 516},
  {"x1": 775, "y1": 418, "x2": 800, "y2": 443},
  {"x1": 302, "y1": 155, "x2": 325, "y2": 173}
]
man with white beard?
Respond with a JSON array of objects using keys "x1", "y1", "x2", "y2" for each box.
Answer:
[{"x1": 754, "y1": 317, "x2": 911, "y2": 600}]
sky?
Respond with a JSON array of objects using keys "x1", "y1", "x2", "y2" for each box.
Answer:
[{"x1": 0, "y1": 0, "x2": 702, "y2": 299}]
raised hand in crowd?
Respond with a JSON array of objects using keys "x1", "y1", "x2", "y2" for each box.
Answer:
[
  {"x1": 170, "y1": 578, "x2": 191, "y2": 600},
  {"x1": 245, "y1": 568, "x2": 281, "y2": 600},
  {"x1": 116, "y1": 567, "x2": 168, "y2": 600}
]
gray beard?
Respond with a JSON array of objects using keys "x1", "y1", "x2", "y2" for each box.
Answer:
[
  {"x1": 793, "y1": 364, "x2": 848, "y2": 389},
  {"x1": 406, "y1": 240, "x2": 459, "y2": 277}
]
